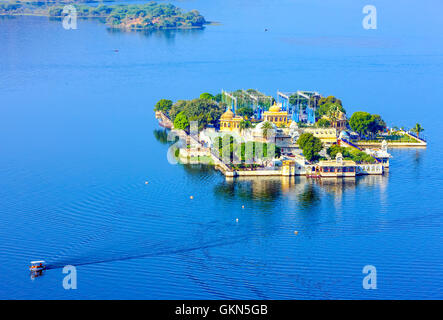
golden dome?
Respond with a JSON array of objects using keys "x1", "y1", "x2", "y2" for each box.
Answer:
[
  {"x1": 338, "y1": 111, "x2": 347, "y2": 120},
  {"x1": 268, "y1": 102, "x2": 281, "y2": 113},
  {"x1": 221, "y1": 108, "x2": 234, "y2": 120}
]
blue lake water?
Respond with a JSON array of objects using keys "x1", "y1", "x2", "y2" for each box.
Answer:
[{"x1": 0, "y1": 0, "x2": 442, "y2": 299}]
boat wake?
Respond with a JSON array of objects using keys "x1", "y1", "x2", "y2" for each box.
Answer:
[{"x1": 45, "y1": 232, "x2": 253, "y2": 270}]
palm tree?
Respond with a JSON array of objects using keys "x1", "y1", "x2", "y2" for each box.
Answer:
[
  {"x1": 239, "y1": 120, "x2": 252, "y2": 134},
  {"x1": 261, "y1": 121, "x2": 274, "y2": 139},
  {"x1": 412, "y1": 123, "x2": 424, "y2": 138}
]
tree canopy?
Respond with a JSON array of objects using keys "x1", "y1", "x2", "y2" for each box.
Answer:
[
  {"x1": 154, "y1": 99, "x2": 173, "y2": 113},
  {"x1": 349, "y1": 112, "x2": 386, "y2": 136},
  {"x1": 349, "y1": 112, "x2": 372, "y2": 136},
  {"x1": 297, "y1": 133, "x2": 323, "y2": 162},
  {"x1": 199, "y1": 93, "x2": 214, "y2": 100},
  {"x1": 169, "y1": 98, "x2": 225, "y2": 131},
  {"x1": 173, "y1": 111, "x2": 189, "y2": 131},
  {"x1": 368, "y1": 114, "x2": 386, "y2": 133}
]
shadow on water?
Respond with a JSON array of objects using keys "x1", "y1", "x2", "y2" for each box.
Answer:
[
  {"x1": 215, "y1": 175, "x2": 389, "y2": 210},
  {"x1": 413, "y1": 148, "x2": 425, "y2": 169},
  {"x1": 214, "y1": 176, "x2": 283, "y2": 203},
  {"x1": 153, "y1": 128, "x2": 171, "y2": 145},
  {"x1": 45, "y1": 172, "x2": 393, "y2": 272},
  {"x1": 106, "y1": 26, "x2": 205, "y2": 41},
  {"x1": 0, "y1": 15, "x2": 18, "y2": 21},
  {"x1": 297, "y1": 183, "x2": 321, "y2": 209}
]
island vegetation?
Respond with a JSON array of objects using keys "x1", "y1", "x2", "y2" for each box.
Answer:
[{"x1": 0, "y1": 1, "x2": 207, "y2": 30}]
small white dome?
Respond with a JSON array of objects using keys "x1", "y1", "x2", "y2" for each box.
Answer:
[{"x1": 339, "y1": 130, "x2": 350, "y2": 139}]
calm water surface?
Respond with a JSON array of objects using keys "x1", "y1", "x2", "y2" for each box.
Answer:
[{"x1": 0, "y1": 0, "x2": 442, "y2": 299}]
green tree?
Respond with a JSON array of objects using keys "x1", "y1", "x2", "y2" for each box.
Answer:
[
  {"x1": 169, "y1": 98, "x2": 224, "y2": 131},
  {"x1": 154, "y1": 99, "x2": 173, "y2": 113},
  {"x1": 349, "y1": 111, "x2": 373, "y2": 136},
  {"x1": 368, "y1": 114, "x2": 386, "y2": 135},
  {"x1": 296, "y1": 132, "x2": 312, "y2": 149},
  {"x1": 199, "y1": 92, "x2": 214, "y2": 100},
  {"x1": 411, "y1": 123, "x2": 424, "y2": 138},
  {"x1": 173, "y1": 111, "x2": 189, "y2": 131},
  {"x1": 297, "y1": 133, "x2": 323, "y2": 162}
]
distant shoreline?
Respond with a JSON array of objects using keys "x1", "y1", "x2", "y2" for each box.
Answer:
[{"x1": 0, "y1": 13, "x2": 217, "y2": 30}]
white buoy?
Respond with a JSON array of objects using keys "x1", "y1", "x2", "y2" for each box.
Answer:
[
  {"x1": 241, "y1": 205, "x2": 245, "y2": 209},
  {"x1": 236, "y1": 218, "x2": 239, "y2": 223},
  {"x1": 294, "y1": 231, "x2": 298, "y2": 235},
  {"x1": 145, "y1": 181, "x2": 149, "y2": 185},
  {"x1": 190, "y1": 195, "x2": 194, "y2": 200}
]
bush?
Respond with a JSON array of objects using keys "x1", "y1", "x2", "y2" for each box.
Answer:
[{"x1": 327, "y1": 145, "x2": 375, "y2": 163}]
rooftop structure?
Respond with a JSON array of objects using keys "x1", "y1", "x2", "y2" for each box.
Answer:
[
  {"x1": 303, "y1": 127, "x2": 338, "y2": 145},
  {"x1": 219, "y1": 106, "x2": 243, "y2": 132},
  {"x1": 262, "y1": 102, "x2": 289, "y2": 127},
  {"x1": 222, "y1": 89, "x2": 273, "y2": 120},
  {"x1": 314, "y1": 153, "x2": 357, "y2": 177},
  {"x1": 277, "y1": 90, "x2": 321, "y2": 124}
]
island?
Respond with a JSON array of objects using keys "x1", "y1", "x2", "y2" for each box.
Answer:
[
  {"x1": 154, "y1": 89, "x2": 426, "y2": 178},
  {"x1": 0, "y1": 1, "x2": 208, "y2": 30}
]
